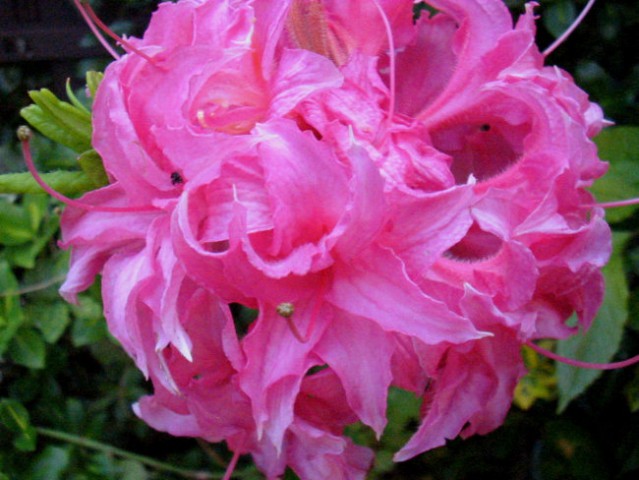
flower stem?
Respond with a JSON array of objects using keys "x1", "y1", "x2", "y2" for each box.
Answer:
[{"x1": 35, "y1": 427, "x2": 218, "y2": 479}]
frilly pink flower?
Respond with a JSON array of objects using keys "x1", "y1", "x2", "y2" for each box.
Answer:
[{"x1": 56, "y1": 0, "x2": 613, "y2": 477}]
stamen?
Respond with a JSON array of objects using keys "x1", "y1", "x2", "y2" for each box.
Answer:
[
  {"x1": 526, "y1": 340, "x2": 639, "y2": 370},
  {"x1": 18, "y1": 126, "x2": 157, "y2": 214},
  {"x1": 597, "y1": 197, "x2": 639, "y2": 209},
  {"x1": 222, "y1": 450, "x2": 241, "y2": 480},
  {"x1": 286, "y1": 0, "x2": 349, "y2": 66},
  {"x1": 371, "y1": 0, "x2": 396, "y2": 125},
  {"x1": 77, "y1": 0, "x2": 160, "y2": 67},
  {"x1": 543, "y1": 0, "x2": 597, "y2": 57},
  {"x1": 276, "y1": 302, "x2": 295, "y2": 318},
  {"x1": 72, "y1": 0, "x2": 120, "y2": 60},
  {"x1": 276, "y1": 302, "x2": 307, "y2": 343}
]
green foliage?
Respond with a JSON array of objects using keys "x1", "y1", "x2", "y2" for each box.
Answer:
[
  {"x1": 514, "y1": 343, "x2": 557, "y2": 410},
  {"x1": 590, "y1": 127, "x2": 639, "y2": 223},
  {"x1": 556, "y1": 233, "x2": 631, "y2": 412},
  {"x1": 543, "y1": 0, "x2": 577, "y2": 38},
  {"x1": 0, "y1": 399, "x2": 38, "y2": 452},
  {"x1": 20, "y1": 89, "x2": 92, "y2": 154}
]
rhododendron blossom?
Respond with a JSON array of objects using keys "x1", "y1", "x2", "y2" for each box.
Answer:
[{"x1": 44, "y1": 0, "x2": 621, "y2": 478}]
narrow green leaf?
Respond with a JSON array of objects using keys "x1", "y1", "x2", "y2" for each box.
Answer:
[
  {"x1": 0, "y1": 199, "x2": 35, "y2": 246},
  {"x1": 14, "y1": 425, "x2": 38, "y2": 452},
  {"x1": 590, "y1": 126, "x2": 639, "y2": 222},
  {"x1": 0, "y1": 398, "x2": 31, "y2": 434},
  {"x1": 66, "y1": 78, "x2": 91, "y2": 115},
  {"x1": 0, "y1": 399, "x2": 37, "y2": 451},
  {"x1": 8, "y1": 327, "x2": 46, "y2": 369},
  {"x1": 86, "y1": 71, "x2": 104, "y2": 99},
  {"x1": 0, "y1": 171, "x2": 95, "y2": 196},
  {"x1": 556, "y1": 232, "x2": 631, "y2": 412},
  {"x1": 21, "y1": 88, "x2": 92, "y2": 153},
  {"x1": 0, "y1": 260, "x2": 24, "y2": 355},
  {"x1": 78, "y1": 149, "x2": 109, "y2": 188}
]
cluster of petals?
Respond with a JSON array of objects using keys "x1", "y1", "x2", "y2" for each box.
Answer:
[{"x1": 59, "y1": 0, "x2": 611, "y2": 477}]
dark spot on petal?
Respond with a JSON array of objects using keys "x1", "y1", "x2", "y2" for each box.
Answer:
[
  {"x1": 480, "y1": 124, "x2": 491, "y2": 132},
  {"x1": 171, "y1": 171, "x2": 184, "y2": 185}
]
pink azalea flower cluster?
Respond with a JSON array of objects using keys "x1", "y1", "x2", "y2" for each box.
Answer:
[{"x1": 59, "y1": 0, "x2": 611, "y2": 477}]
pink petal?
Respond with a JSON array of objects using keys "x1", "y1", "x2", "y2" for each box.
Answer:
[
  {"x1": 314, "y1": 312, "x2": 393, "y2": 436},
  {"x1": 238, "y1": 299, "x2": 329, "y2": 451},
  {"x1": 328, "y1": 245, "x2": 485, "y2": 345}
]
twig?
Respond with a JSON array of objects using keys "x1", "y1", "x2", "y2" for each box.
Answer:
[
  {"x1": 35, "y1": 427, "x2": 218, "y2": 479},
  {"x1": 0, "y1": 274, "x2": 67, "y2": 297}
]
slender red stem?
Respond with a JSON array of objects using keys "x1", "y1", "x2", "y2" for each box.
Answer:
[
  {"x1": 286, "y1": 316, "x2": 309, "y2": 343},
  {"x1": 19, "y1": 127, "x2": 157, "y2": 214},
  {"x1": 544, "y1": 0, "x2": 597, "y2": 57},
  {"x1": 598, "y1": 197, "x2": 639, "y2": 209},
  {"x1": 526, "y1": 340, "x2": 639, "y2": 370},
  {"x1": 73, "y1": 0, "x2": 120, "y2": 60},
  {"x1": 222, "y1": 450, "x2": 241, "y2": 480},
  {"x1": 79, "y1": 0, "x2": 160, "y2": 67}
]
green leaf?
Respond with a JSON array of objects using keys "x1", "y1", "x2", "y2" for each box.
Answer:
[
  {"x1": 32, "y1": 303, "x2": 71, "y2": 344},
  {"x1": 8, "y1": 328, "x2": 46, "y2": 369},
  {"x1": 0, "y1": 171, "x2": 95, "y2": 196},
  {"x1": 514, "y1": 344, "x2": 557, "y2": 410},
  {"x1": 21, "y1": 88, "x2": 92, "y2": 153},
  {"x1": 66, "y1": 79, "x2": 91, "y2": 115},
  {"x1": 14, "y1": 425, "x2": 38, "y2": 452},
  {"x1": 86, "y1": 71, "x2": 104, "y2": 99},
  {"x1": 120, "y1": 459, "x2": 149, "y2": 480},
  {"x1": 0, "y1": 398, "x2": 31, "y2": 433},
  {"x1": 28, "y1": 446, "x2": 70, "y2": 480},
  {"x1": 590, "y1": 126, "x2": 639, "y2": 222},
  {"x1": 556, "y1": 232, "x2": 631, "y2": 412},
  {"x1": 0, "y1": 399, "x2": 37, "y2": 452},
  {"x1": 23, "y1": 194, "x2": 49, "y2": 232},
  {"x1": 71, "y1": 297, "x2": 107, "y2": 347},
  {"x1": 77, "y1": 149, "x2": 109, "y2": 188},
  {"x1": 0, "y1": 199, "x2": 35, "y2": 246},
  {"x1": 0, "y1": 260, "x2": 24, "y2": 355},
  {"x1": 4, "y1": 213, "x2": 60, "y2": 269}
]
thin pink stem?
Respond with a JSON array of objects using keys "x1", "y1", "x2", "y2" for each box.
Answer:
[
  {"x1": 222, "y1": 450, "x2": 241, "y2": 480},
  {"x1": 544, "y1": 0, "x2": 597, "y2": 57},
  {"x1": 526, "y1": 340, "x2": 639, "y2": 370},
  {"x1": 597, "y1": 197, "x2": 639, "y2": 209},
  {"x1": 73, "y1": 0, "x2": 120, "y2": 60},
  {"x1": 19, "y1": 127, "x2": 156, "y2": 214},
  {"x1": 371, "y1": 0, "x2": 396, "y2": 125},
  {"x1": 286, "y1": 316, "x2": 309, "y2": 343}
]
